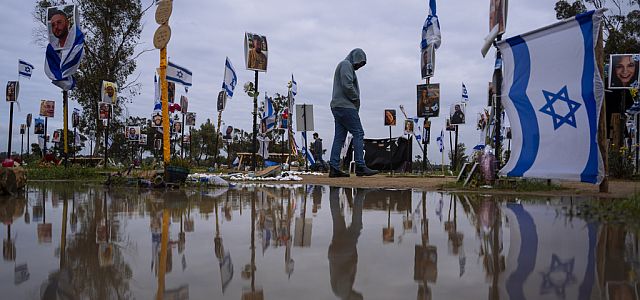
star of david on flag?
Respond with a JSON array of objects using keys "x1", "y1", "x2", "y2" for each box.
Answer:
[
  {"x1": 539, "y1": 86, "x2": 581, "y2": 130},
  {"x1": 222, "y1": 57, "x2": 237, "y2": 98},
  {"x1": 497, "y1": 10, "x2": 605, "y2": 184}
]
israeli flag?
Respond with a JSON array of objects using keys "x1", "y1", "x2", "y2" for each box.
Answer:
[
  {"x1": 420, "y1": 0, "x2": 441, "y2": 51},
  {"x1": 44, "y1": 21, "x2": 84, "y2": 91},
  {"x1": 461, "y1": 82, "x2": 469, "y2": 102},
  {"x1": 500, "y1": 203, "x2": 597, "y2": 300},
  {"x1": 19, "y1": 60, "x2": 35, "y2": 79},
  {"x1": 153, "y1": 75, "x2": 162, "y2": 111},
  {"x1": 291, "y1": 74, "x2": 298, "y2": 96},
  {"x1": 166, "y1": 61, "x2": 192, "y2": 87},
  {"x1": 262, "y1": 94, "x2": 276, "y2": 132},
  {"x1": 498, "y1": 10, "x2": 605, "y2": 184},
  {"x1": 222, "y1": 57, "x2": 237, "y2": 98},
  {"x1": 436, "y1": 129, "x2": 444, "y2": 153}
]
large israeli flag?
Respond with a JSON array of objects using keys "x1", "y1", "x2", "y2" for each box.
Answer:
[
  {"x1": 222, "y1": 57, "x2": 237, "y2": 98},
  {"x1": 500, "y1": 202, "x2": 597, "y2": 300},
  {"x1": 166, "y1": 61, "x2": 192, "y2": 87},
  {"x1": 497, "y1": 10, "x2": 605, "y2": 184}
]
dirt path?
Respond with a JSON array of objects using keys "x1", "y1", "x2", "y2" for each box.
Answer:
[{"x1": 292, "y1": 174, "x2": 640, "y2": 199}]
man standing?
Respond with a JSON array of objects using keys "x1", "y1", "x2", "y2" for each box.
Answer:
[
  {"x1": 329, "y1": 48, "x2": 378, "y2": 177},
  {"x1": 311, "y1": 132, "x2": 327, "y2": 171}
]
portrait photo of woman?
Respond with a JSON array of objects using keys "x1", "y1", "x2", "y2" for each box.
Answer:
[{"x1": 609, "y1": 54, "x2": 639, "y2": 89}]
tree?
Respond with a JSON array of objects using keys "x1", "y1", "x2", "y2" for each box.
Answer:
[
  {"x1": 448, "y1": 143, "x2": 469, "y2": 173},
  {"x1": 34, "y1": 0, "x2": 151, "y2": 157},
  {"x1": 554, "y1": 0, "x2": 639, "y2": 56}
]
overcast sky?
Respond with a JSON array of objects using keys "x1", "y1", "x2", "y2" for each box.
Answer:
[{"x1": 0, "y1": 0, "x2": 564, "y2": 163}]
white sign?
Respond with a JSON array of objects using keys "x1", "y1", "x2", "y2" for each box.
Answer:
[{"x1": 295, "y1": 104, "x2": 314, "y2": 132}]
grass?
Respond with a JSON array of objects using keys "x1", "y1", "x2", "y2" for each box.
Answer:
[
  {"x1": 26, "y1": 166, "x2": 111, "y2": 180},
  {"x1": 575, "y1": 194, "x2": 640, "y2": 228},
  {"x1": 442, "y1": 178, "x2": 564, "y2": 192}
]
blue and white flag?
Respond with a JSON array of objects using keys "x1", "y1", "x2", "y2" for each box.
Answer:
[
  {"x1": 462, "y1": 82, "x2": 469, "y2": 102},
  {"x1": 420, "y1": 0, "x2": 441, "y2": 51},
  {"x1": 436, "y1": 129, "x2": 444, "y2": 153},
  {"x1": 222, "y1": 57, "x2": 237, "y2": 98},
  {"x1": 19, "y1": 60, "x2": 35, "y2": 79},
  {"x1": 497, "y1": 10, "x2": 605, "y2": 184},
  {"x1": 153, "y1": 75, "x2": 162, "y2": 111},
  {"x1": 291, "y1": 74, "x2": 298, "y2": 96},
  {"x1": 166, "y1": 61, "x2": 192, "y2": 87},
  {"x1": 44, "y1": 7, "x2": 84, "y2": 91},
  {"x1": 499, "y1": 203, "x2": 597, "y2": 300},
  {"x1": 261, "y1": 94, "x2": 276, "y2": 133}
]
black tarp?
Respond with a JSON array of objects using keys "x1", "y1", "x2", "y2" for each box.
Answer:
[{"x1": 344, "y1": 136, "x2": 412, "y2": 172}]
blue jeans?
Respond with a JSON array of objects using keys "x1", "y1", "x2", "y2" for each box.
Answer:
[{"x1": 330, "y1": 107, "x2": 365, "y2": 169}]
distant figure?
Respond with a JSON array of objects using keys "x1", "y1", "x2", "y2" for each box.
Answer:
[
  {"x1": 311, "y1": 132, "x2": 327, "y2": 172},
  {"x1": 329, "y1": 48, "x2": 378, "y2": 177}
]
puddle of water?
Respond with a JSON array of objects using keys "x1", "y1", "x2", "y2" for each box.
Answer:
[{"x1": 0, "y1": 183, "x2": 637, "y2": 300}]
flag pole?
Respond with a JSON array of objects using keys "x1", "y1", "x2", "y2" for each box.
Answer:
[
  {"x1": 7, "y1": 101, "x2": 14, "y2": 160},
  {"x1": 596, "y1": 23, "x2": 608, "y2": 192}
]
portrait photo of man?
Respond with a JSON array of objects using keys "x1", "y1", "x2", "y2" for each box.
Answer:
[
  {"x1": 6, "y1": 81, "x2": 19, "y2": 102},
  {"x1": 99, "y1": 102, "x2": 110, "y2": 120},
  {"x1": 47, "y1": 5, "x2": 76, "y2": 51},
  {"x1": 151, "y1": 112, "x2": 163, "y2": 127},
  {"x1": 450, "y1": 103, "x2": 466, "y2": 125},
  {"x1": 34, "y1": 118, "x2": 45, "y2": 135},
  {"x1": 155, "y1": 139, "x2": 162, "y2": 150},
  {"x1": 245, "y1": 32, "x2": 268, "y2": 72},
  {"x1": 101, "y1": 81, "x2": 117, "y2": 104},
  {"x1": 417, "y1": 84, "x2": 440, "y2": 118},
  {"x1": 127, "y1": 126, "x2": 140, "y2": 141},
  {"x1": 421, "y1": 45, "x2": 435, "y2": 79},
  {"x1": 217, "y1": 91, "x2": 226, "y2": 112},
  {"x1": 40, "y1": 100, "x2": 55, "y2": 118},
  {"x1": 384, "y1": 109, "x2": 396, "y2": 126},
  {"x1": 224, "y1": 126, "x2": 233, "y2": 140}
]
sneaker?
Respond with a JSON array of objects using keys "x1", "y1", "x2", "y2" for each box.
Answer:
[
  {"x1": 329, "y1": 167, "x2": 350, "y2": 178},
  {"x1": 356, "y1": 166, "x2": 379, "y2": 177}
]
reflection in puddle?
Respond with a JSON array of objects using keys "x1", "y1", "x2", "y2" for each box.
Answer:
[{"x1": 0, "y1": 183, "x2": 638, "y2": 299}]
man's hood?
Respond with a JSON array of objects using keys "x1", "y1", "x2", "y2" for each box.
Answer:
[{"x1": 345, "y1": 48, "x2": 366, "y2": 67}]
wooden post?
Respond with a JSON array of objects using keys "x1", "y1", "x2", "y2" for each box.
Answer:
[
  {"x1": 7, "y1": 102, "x2": 14, "y2": 159},
  {"x1": 160, "y1": 47, "x2": 170, "y2": 165}
]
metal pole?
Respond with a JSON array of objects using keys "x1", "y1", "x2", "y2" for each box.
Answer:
[
  {"x1": 453, "y1": 125, "x2": 459, "y2": 171},
  {"x1": 27, "y1": 124, "x2": 30, "y2": 157},
  {"x1": 303, "y1": 104, "x2": 308, "y2": 172},
  {"x1": 7, "y1": 102, "x2": 14, "y2": 159},
  {"x1": 422, "y1": 120, "x2": 428, "y2": 174},
  {"x1": 63, "y1": 90, "x2": 69, "y2": 168},
  {"x1": 104, "y1": 108, "x2": 109, "y2": 169},
  {"x1": 44, "y1": 117, "x2": 48, "y2": 158},
  {"x1": 21, "y1": 131, "x2": 24, "y2": 162},
  {"x1": 213, "y1": 110, "x2": 222, "y2": 168},
  {"x1": 73, "y1": 127, "x2": 77, "y2": 160},
  {"x1": 252, "y1": 71, "x2": 259, "y2": 171},
  {"x1": 389, "y1": 125, "x2": 393, "y2": 175},
  {"x1": 181, "y1": 112, "x2": 185, "y2": 158}
]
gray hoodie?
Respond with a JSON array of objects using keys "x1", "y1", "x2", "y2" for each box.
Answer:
[{"x1": 330, "y1": 48, "x2": 367, "y2": 111}]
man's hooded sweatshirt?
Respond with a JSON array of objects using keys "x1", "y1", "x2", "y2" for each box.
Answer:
[{"x1": 330, "y1": 48, "x2": 366, "y2": 111}]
